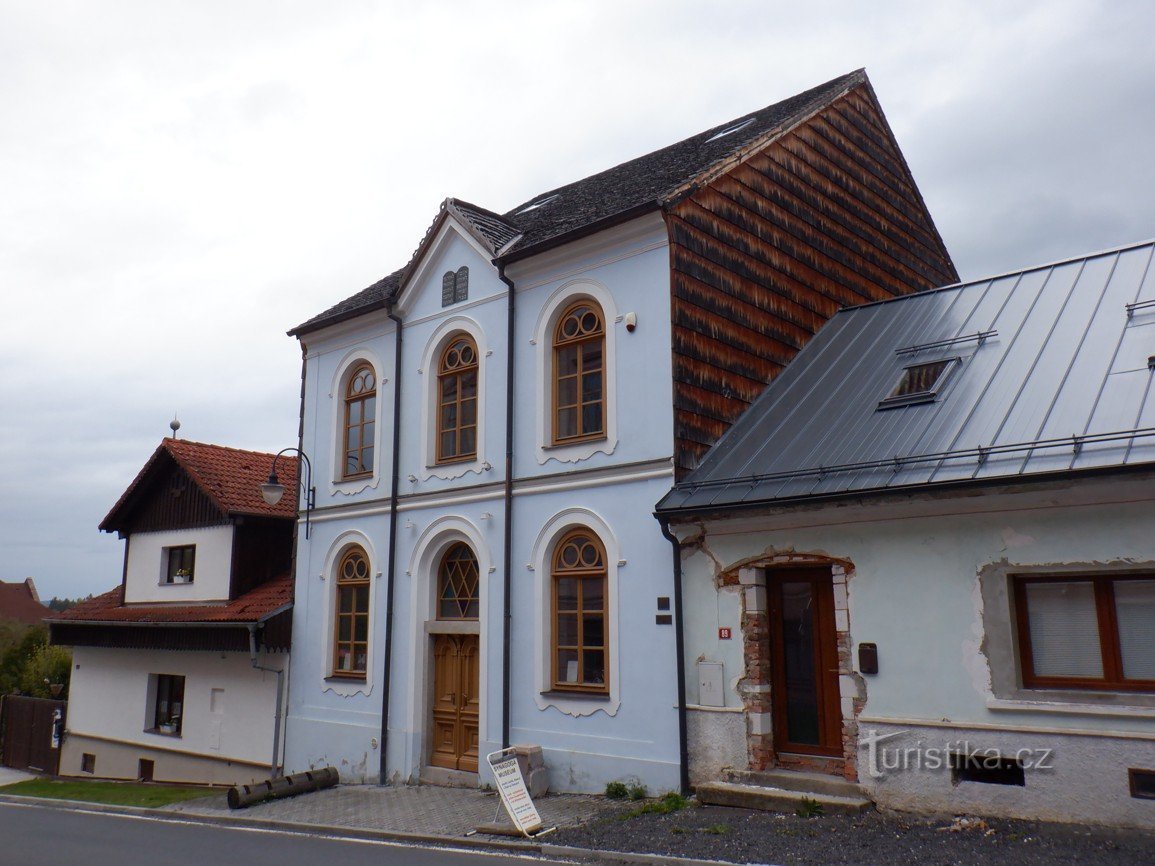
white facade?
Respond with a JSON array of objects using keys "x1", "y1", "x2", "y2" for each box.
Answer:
[
  {"x1": 675, "y1": 475, "x2": 1155, "y2": 828},
  {"x1": 284, "y1": 213, "x2": 685, "y2": 791},
  {"x1": 123, "y1": 525, "x2": 234, "y2": 603},
  {"x1": 63, "y1": 646, "x2": 286, "y2": 785}
]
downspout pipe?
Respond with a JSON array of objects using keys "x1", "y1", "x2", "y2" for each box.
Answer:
[
  {"x1": 658, "y1": 516, "x2": 690, "y2": 795},
  {"x1": 379, "y1": 307, "x2": 404, "y2": 785},
  {"x1": 247, "y1": 623, "x2": 285, "y2": 777},
  {"x1": 496, "y1": 263, "x2": 516, "y2": 750}
]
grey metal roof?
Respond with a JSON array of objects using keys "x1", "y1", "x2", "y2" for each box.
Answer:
[
  {"x1": 293, "y1": 70, "x2": 875, "y2": 336},
  {"x1": 657, "y1": 239, "x2": 1155, "y2": 517}
]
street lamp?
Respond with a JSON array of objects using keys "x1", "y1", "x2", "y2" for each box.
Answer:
[{"x1": 261, "y1": 447, "x2": 316, "y2": 538}]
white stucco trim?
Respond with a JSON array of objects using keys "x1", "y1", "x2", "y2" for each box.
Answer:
[
  {"x1": 319, "y1": 530, "x2": 379, "y2": 698},
  {"x1": 328, "y1": 348, "x2": 386, "y2": 496},
  {"x1": 403, "y1": 516, "x2": 493, "y2": 774},
  {"x1": 529, "y1": 508, "x2": 621, "y2": 717},
  {"x1": 531, "y1": 280, "x2": 619, "y2": 466},
  {"x1": 416, "y1": 317, "x2": 492, "y2": 482}
]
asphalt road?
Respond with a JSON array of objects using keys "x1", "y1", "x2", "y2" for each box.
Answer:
[{"x1": 0, "y1": 801, "x2": 573, "y2": 866}]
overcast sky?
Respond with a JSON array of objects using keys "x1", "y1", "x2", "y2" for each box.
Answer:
[{"x1": 3, "y1": 1, "x2": 1153, "y2": 601}]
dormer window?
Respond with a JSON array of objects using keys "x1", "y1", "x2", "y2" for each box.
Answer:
[
  {"x1": 441, "y1": 266, "x2": 469, "y2": 307},
  {"x1": 164, "y1": 545, "x2": 195, "y2": 584},
  {"x1": 879, "y1": 358, "x2": 958, "y2": 409}
]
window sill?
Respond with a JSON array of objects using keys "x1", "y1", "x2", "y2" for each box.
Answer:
[
  {"x1": 326, "y1": 674, "x2": 367, "y2": 683},
  {"x1": 144, "y1": 728, "x2": 182, "y2": 738},
  {"x1": 541, "y1": 689, "x2": 610, "y2": 701},
  {"x1": 987, "y1": 696, "x2": 1155, "y2": 718}
]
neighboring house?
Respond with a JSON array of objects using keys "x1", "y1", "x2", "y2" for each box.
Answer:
[
  {"x1": 48, "y1": 439, "x2": 296, "y2": 786},
  {"x1": 282, "y1": 69, "x2": 957, "y2": 792},
  {"x1": 0, "y1": 578, "x2": 50, "y2": 626},
  {"x1": 655, "y1": 239, "x2": 1155, "y2": 827}
]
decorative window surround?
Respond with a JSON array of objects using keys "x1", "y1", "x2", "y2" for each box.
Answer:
[
  {"x1": 328, "y1": 349, "x2": 385, "y2": 496},
  {"x1": 530, "y1": 508, "x2": 621, "y2": 717},
  {"x1": 320, "y1": 532, "x2": 377, "y2": 698},
  {"x1": 532, "y1": 281, "x2": 619, "y2": 466},
  {"x1": 419, "y1": 318, "x2": 491, "y2": 482}
]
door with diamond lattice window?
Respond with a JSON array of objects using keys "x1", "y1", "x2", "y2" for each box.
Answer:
[{"x1": 429, "y1": 543, "x2": 480, "y2": 773}]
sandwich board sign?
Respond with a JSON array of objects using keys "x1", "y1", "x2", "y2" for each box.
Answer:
[{"x1": 487, "y1": 748, "x2": 543, "y2": 836}]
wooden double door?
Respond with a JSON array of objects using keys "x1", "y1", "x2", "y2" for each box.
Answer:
[
  {"x1": 429, "y1": 633, "x2": 480, "y2": 773},
  {"x1": 767, "y1": 569, "x2": 843, "y2": 757}
]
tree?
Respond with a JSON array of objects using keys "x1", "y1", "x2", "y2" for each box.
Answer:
[{"x1": 0, "y1": 624, "x2": 71, "y2": 698}]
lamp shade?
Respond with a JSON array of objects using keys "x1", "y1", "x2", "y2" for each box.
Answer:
[{"x1": 260, "y1": 473, "x2": 285, "y2": 506}]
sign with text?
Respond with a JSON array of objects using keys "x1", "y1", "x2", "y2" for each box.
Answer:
[{"x1": 487, "y1": 749, "x2": 543, "y2": 836}]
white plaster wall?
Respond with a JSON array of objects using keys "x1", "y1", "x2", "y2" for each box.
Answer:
[
  {"x1": 678, "y1": 482, "x2": 1155, "y2": 825},
  {"x1": 67, "y1": 646, "x2": 284, "y2": 765},
  {"x1": 123, "y1": 526, "x2": 234, "y2": 603},
  {"x1": 686, "y1": 707, "x2": 746, "y2": 786}
]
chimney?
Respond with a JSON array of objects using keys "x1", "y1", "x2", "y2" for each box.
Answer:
[{"x1": 24, "y1": 577, "x2": 40, "y2": 603}]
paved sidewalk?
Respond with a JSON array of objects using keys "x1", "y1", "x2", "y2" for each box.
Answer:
[
  {"x1": 0, "y1": 768, "x2": 34, "y2": 786},
  {"x1": 166, "y1": 783, "x2": 631, "y2": 840}
]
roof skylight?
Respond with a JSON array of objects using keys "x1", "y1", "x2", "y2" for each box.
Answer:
[
  {"x1": 705, "y1": 117, "x2": 755, "y2": 143},
  {"x1": 879, "y1": 358, "x2": 958, "y2": 409},
  {"x1": 516, "y1": 194, "x2": 560, "y2": 214}
]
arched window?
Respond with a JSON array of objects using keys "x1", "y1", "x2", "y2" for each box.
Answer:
[
  {"x1": 333, "y1": 547, "x2": 370, "y2": 677},
  {"x1": 551, "y1": 530, "x2": 607, "y2": 693},
  {"x1": 437, "y1": 542, "x2": 480, "y2": 620},
  {"x1": 343, "y1": 363, "x2": 376, "y2": 478},
  {"x1": 436, "y1": 336, "x2": 478, "y2": 463},
  {"x1": 552, "y1": 301, "x2": 604, "y2": 444}
]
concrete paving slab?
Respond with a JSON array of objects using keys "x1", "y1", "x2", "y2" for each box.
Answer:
[{"x1": 0, "y1": 768, "x2": 35, "y2": 787}]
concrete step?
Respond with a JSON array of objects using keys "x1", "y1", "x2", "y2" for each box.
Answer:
[
  {"x1": 695, "y1": 781, "x2": 873, "y2": 815},
  {"x1": 726, "y1": 768, "x2": 867, "y2": 799}
]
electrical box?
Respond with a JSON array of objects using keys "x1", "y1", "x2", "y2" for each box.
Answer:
[
  {"x1": 858, "y1": 642, "x2": 879, "y2": 675},
  {"x1": 697, "y1": 661, "x2": 725, "y2": 708}
]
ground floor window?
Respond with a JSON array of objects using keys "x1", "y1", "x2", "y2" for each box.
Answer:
[
  {"x1": 551, "y1": 530, "x2": 608, "y2": 694},
  {"x1": 333, "y1": 546, "x2": 370, "y2": 677},
  {"x1": 1015, "y1": 574, "x2": 1155, "y2": 691},
  {"x1": 152, "y1": 674, "x2": 185, "y2": 735}
]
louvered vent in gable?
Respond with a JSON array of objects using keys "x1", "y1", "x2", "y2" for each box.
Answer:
[{"x1": 441, "y1": 266, "x2": 469, "y2": 307}]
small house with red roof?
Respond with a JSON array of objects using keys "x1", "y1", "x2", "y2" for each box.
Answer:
[
  {"x1": 48, "y1": 438, "x2": 297, "y2": 786},
  {"x1": 0, "y1": 578, "x2": 50, "y2": 626}
]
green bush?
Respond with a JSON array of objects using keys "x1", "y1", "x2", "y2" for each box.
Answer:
[
  {"x1": 627, "y1": 782, "x2": 648, "y2": 801},
  {"x1": 605, "y1": 781, "x2": 629, "y2": 800}
]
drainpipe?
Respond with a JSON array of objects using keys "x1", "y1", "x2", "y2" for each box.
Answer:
[
  {"x1": 379, "y1": 307, "x2": 404, "y2": 785},
  {"x1": 658, "y1": 516, "x2": 690, "y2": 795},
  {"x1": 247, "y1": 623, "x2": 285, "y2": 777},
  {"x1": 496, "y1": 263, "x2": 516, "y2": 750}
]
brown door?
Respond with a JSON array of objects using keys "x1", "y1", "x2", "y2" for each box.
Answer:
[
  {"x1": 768, "y1": 569, "x2": 843, "y2": 756},
  {"x1": 429, "y1": 634, "x2": 479, "y2": 773}
]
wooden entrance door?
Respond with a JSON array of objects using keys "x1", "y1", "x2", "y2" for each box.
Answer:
[
  {"x1": 768, "y1": 569, "x2": 843, "y2": 757},
  {"x1": 429, "y1": 634, "x2": 479, "y2": 773}
]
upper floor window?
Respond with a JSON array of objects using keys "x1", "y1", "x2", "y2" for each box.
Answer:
[
  {"x1": 551, "y1": 530, "x2": 608, "y2": 694},
  {"x1": 437, "y1": 337, "x2": 478, "y2": 463},
  {"x1": 1014, "y1": 574, "x2": 1155, "y2": 692},
  {"x1": 442, "y1": 266, "x2": 469, "y2": 307},
  {"x1": 343, "y1": 364, "x2": 376, "y2": 478},
  {"x1": 553, "y1": 301, "x2": 605, "y2": 444},
  {"x1": 438, "y1": 542, "x2": 480, "y2": 620},
  {"x1": 333, "y1": 547, "x2": 371, "y2": 678},
  {"x1": 164, "y1": 545, "x2": 195, "y2": 584}
]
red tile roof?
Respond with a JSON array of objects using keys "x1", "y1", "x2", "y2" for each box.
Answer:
[
  {"x1": 48, "y1": 574, "x2": 292, "y2": 626},
  {"x1": 101, "y1": 439, "x2": 300, "y2": 532},
  {"x1": 0, "y1": 579, "x2": 51, "y2": 625}
]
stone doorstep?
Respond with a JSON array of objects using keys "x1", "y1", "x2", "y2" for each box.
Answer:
[
  {"x1": 726, "y1": 768, "x2": 867, "y2": 800},
  {"x1": 695, "y1": 781, "x2": 873, "y2": 816}
]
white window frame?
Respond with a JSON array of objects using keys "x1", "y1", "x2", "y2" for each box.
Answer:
[{"x1": 320, "y1": 531, "x2": 378, "y2": 697}]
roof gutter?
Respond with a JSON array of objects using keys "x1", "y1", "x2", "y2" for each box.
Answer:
[
  {"x1": 379, "y1": 305, "x2": 404, "y2": 785},
  {"x1": 657, "y1": 516, "x2": 690, "y2": 795},
  {"x1": 497, "y1": 201, "x2": 658, "y2": 265}
]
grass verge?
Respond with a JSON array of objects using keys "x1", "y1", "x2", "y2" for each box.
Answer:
[{"x1": 0, "y1": 778, "x2": 218, "y2": 808}]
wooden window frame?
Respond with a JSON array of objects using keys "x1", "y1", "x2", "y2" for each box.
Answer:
[
  {"x1": 342, "y1": 363, "x2": 377, "y2": 479},
  {"x1": 151, "y1": 673, "x2": 185, "y2": 736},
  {"x1": 437, "y1": 542, "x2": 480, "y2": 621},
  {"x1": 550, "y1": 530, "x2": 609, "y2": 695},
  {"x1": 1014, "y1": 573, "x2": 1155, "y2": 692},
  {"x1": 435, "y1": 336, "x2": 479, "y2": 465},
  {"x1": 551, "y1": 301, "x2": 606, "y2": 446},
  {"x1": 332, "y1": 547, "x2": 371, "y2": 680},
  {"x1": 164, "y1": 545, "x2": 195, "y2": 584}
]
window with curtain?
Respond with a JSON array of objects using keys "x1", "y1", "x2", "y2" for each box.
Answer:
[{"x1": 1015, "y1": 574, "x2": 1155, "y2": 690}]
